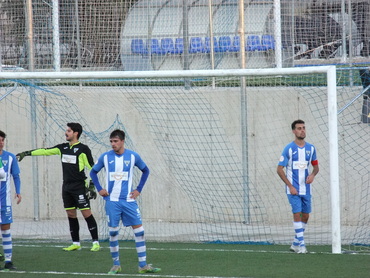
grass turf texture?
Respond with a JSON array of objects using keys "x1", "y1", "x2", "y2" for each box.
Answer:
[{"x1": 0, "y1": 241, "x2": 368, "y2": 278}]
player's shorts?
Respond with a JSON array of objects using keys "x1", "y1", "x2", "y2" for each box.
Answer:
[
  {"x1": 287, "y1": 194, "x2": 311, "y2": 214},
  {"x1": 62, "y1": 181, "x2": 90, "y2": 211},
  {"x1": 105, "y1": 199, "x2": 142, "y2": 227},
  {"x1": 0, "y1": 206, "x2": 13, "y2": 224}
]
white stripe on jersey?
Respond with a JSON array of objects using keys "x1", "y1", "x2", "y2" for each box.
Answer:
[
  {"x1": 127, "y1": 153, "x2": 135, "y2": 201},
  {"x1": 110, "y1": 155, "x2": 124, "y2": 202},
  {"x1": 296, "y1": 148, "x2": 307, "y2": 195},
  {"x1": 286, "y1": 147, "x2": 309, "y2": 195},
  {"x1": 5, "y1": 155, "x2": 14, "y2": 206}
]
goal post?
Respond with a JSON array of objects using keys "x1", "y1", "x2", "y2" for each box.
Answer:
[{"x1": 0, "y1": 66, "x2": 343, "y2": 253}]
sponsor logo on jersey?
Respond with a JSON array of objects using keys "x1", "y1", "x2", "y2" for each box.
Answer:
[
  {"x1": 62, "y1": 154, "x2": 77, "y2": 164},
  {"x1": 109, "y1": 171, "x2": 128, "y2": 181},
  {"x1": 293, "y1": 161, "x2": 308, "y2": 170}
]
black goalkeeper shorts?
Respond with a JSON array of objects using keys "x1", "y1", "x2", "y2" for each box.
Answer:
[{"x1": 62, "y1": 181, "x2": 91, "y2": 210}]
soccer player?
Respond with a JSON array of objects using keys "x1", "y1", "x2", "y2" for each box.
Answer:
[
  {"x1": 90, "y1": 129, "x2": 161, "y2": 275},
  {"x1": 16, "y1": 123, "x2": 100, "y2": 252},
  {"x1": 277, "y1": 119, "x2": 319, "y2": 254},
  {"x1": 0, "y1": 130, "x2": 21, "y2": 271}
]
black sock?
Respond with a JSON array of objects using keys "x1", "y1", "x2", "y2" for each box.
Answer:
[
  {"x1": 68, "y1": 217, "x2": 80, "y2": 242},
  {"x1": 85, "y1": 215, "x2": 98, "y2": 242}
]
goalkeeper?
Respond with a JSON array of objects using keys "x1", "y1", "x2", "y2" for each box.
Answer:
[{"x1": 16, "y1": 123, "x2": 100, "y2": 252}]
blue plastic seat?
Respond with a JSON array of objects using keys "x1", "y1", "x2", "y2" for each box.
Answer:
[
  {"x1": 131, "y1": 39, "x2": 147, "y2": 54},
  {"x1": 161, "y1": 38, "x2": 175, "y2": 54},
  {"x1": 261, "y1": 35, "x2": 275, "y2": 51},
  {"x1": 189, "y1": 37, "x2": 203, "y2": 53},
  {"x1": 218, "y1": 36, "x2": 231, "y2": 52},
  {"x1": 148, "y1": 39, "x2": 163, "y2": 54},
  {"x1": 175, "y1": 38, "x2": 184, "y2": 54},
  {"x1": 246, "y1": 35, "x2": 262, "y2": 51},
  {"x1": 227, "y1": 36, "x2": 240, "y2": 52},
  {"x1": 204, "y1": 37, "x2": 219, "y2": 53}
]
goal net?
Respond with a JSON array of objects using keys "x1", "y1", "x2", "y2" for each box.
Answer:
[{"x1": 0, "y1": 67, "x2": 368, "y2": 253}]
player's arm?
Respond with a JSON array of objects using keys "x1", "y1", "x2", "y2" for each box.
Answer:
[
  {"x1": 79, "y1": 147, "x2": 97, "y2": 199},
  {"x1": 306, "y1": 146, "x2": 319, "y2": 184},
  {"x1": 89, "y1": 155, "x2": 105, "y2": 194},
  {"x1": 130, "y1": 166, "x2": 150, "y2": 199},
  {"x1": 277, "y1": 165, "x2": 297, "y2": 195},
  {"x1": 306, "y1": 162, "x2": 319, "y2": 184},
  {"x1": 16, "y1": 147, "x2": 61, "y2": 162},
  {"x1": 136, "y1": 166, "x2": 150, "y2": 193},
  {"x1": 11, "y1": 155, "x2": 21, "y2": 204},
  {"x1": 277, "y1": 165, "x2": 292, "y2": 188},
  {"x1": 80, "y1": 146, "x2": 95, "y2": 170},
  {"x1": 129, "y1": 152, "x2": 149, "y2": 199}
]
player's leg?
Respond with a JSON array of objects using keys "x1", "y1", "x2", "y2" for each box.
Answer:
[
  {"x1": 106, "y1": 200, "x2": 121, "y2": 274},
  {"x1": 63, "y1": 209, "x2": 81, "y2": 251},
  {"x1": 1, "y1": 222, "x2": 16, "y2": 270},
  {"x1": 292, "y1": 215, "x2": 306, "y2": 250},
  {"x1": 80, "y1": 197, "x2": 99, "y2": 252},
  {"x1": 0, "y1": 205, "x2": 16, "y2": 271},
  {"x1": 132, "y1": 224, "x2": 160, "y2": 273},
  {"x1": 291, "y1": 212, "x2": 309, "y2": 250},
  {"x1": 287, "y1": 195, "x2": 306, "y2": 253},
  {"x1": 62, "y1": 189, "x2": 81, "y2": 251},
  {"x1": 298, "y1": 195, "x2": 312, "y2": 253},
  {"x1": 123, "y1": 202, "x2": 161, "y2": 274}
]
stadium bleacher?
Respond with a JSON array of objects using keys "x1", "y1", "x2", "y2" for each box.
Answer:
[{"x1": 130, "y1": 35, "x2": 275, "y2": 55}]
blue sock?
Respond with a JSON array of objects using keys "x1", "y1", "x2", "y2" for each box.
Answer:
[
  {"x1": 109, "y1": 227, "x2": 120, "y2": 266},
  {"x1": 2, "y1": 229, "x2": 12, "y2": 262},
  {"x1": 134, "y1": 226, "x2": 146, "y2": 268}
]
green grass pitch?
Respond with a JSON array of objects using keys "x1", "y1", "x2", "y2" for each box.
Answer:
[{"x1": 0, "y1": 240, "x2": 368, "y2": 278}]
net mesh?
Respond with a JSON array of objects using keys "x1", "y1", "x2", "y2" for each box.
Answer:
[{"x1": 0, "y1": 68, "x2": 368, "y2": 249}]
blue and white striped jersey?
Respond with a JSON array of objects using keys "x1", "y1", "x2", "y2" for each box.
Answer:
[
  {"x1": 92, "y1": 149, "x2": 147, "y2": 202},
  {"x1": 278, "y1": 141, "x2": 318, "y2": 195},
  {"x1": 0, "y1": 151, "x2": 21, "y2": 208}
]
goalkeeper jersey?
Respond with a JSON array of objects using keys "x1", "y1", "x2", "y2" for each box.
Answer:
[
  {"x1": 278, "y1": 141, "x2": 318, "y2": 195},
  {"x1": 0, "y1": 150, "x2": 21, "y2": 208},
  {"x1": 91, "y1": 149, "x2": 147, "y2": 202},
  {"x1": 31, "y1": 142, "x2": 94, "y2": 183}
]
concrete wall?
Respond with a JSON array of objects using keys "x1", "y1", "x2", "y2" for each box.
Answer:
[{"x1": 0, "y1": 85, "x2": 365, "y2": 231}]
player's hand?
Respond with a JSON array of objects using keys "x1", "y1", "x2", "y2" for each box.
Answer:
[
  {"x1": 306, "y1": 174, "x2": 315, "y2": 184},
  {"x1": 86, "y1": 190, "x2": 97, "y2": 200},
  {"x1": 289, "y1": 186, "x2": 298, "y2": 195},
  {"x1": 130, "y1": 189, "x2": 140, "y2": 199},
  {"x1": 15, "y1": 193, "x2": 22, "y2": 204},
  {"x1": 86, "y1": 180, "x2": 97, "y2": 200},
  {"x1": 99, "y1": 189, "x2": 109, "y2": 197},
  {"x1": 16, "y1": 151, "x2": 31, "y2": 162}
]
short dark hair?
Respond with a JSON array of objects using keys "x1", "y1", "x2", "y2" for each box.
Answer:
[
  {"x1": 110, "y1": 129, "x2": 125, "y2": 141},
  {"x1": 291, "y1": 119, "x2": 305, "y2": 130},
  {"x1": 0, "y1": 130, "x2": 6, "y2": 139},
  {"x1": 67, "y1": 122, "x2": 83, "y2": 139}
]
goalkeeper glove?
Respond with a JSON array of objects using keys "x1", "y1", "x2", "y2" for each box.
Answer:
[
  {"x1": 16, "y1": 150, "x2": 32, "y2": 162},
  {"x1": 86, "y1": 180, "x2": 97, "y2": 200}
]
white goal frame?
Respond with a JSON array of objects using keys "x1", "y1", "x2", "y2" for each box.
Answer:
[{"x1": 0, "y1": 66, "x2": 340, "y2": 254}]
